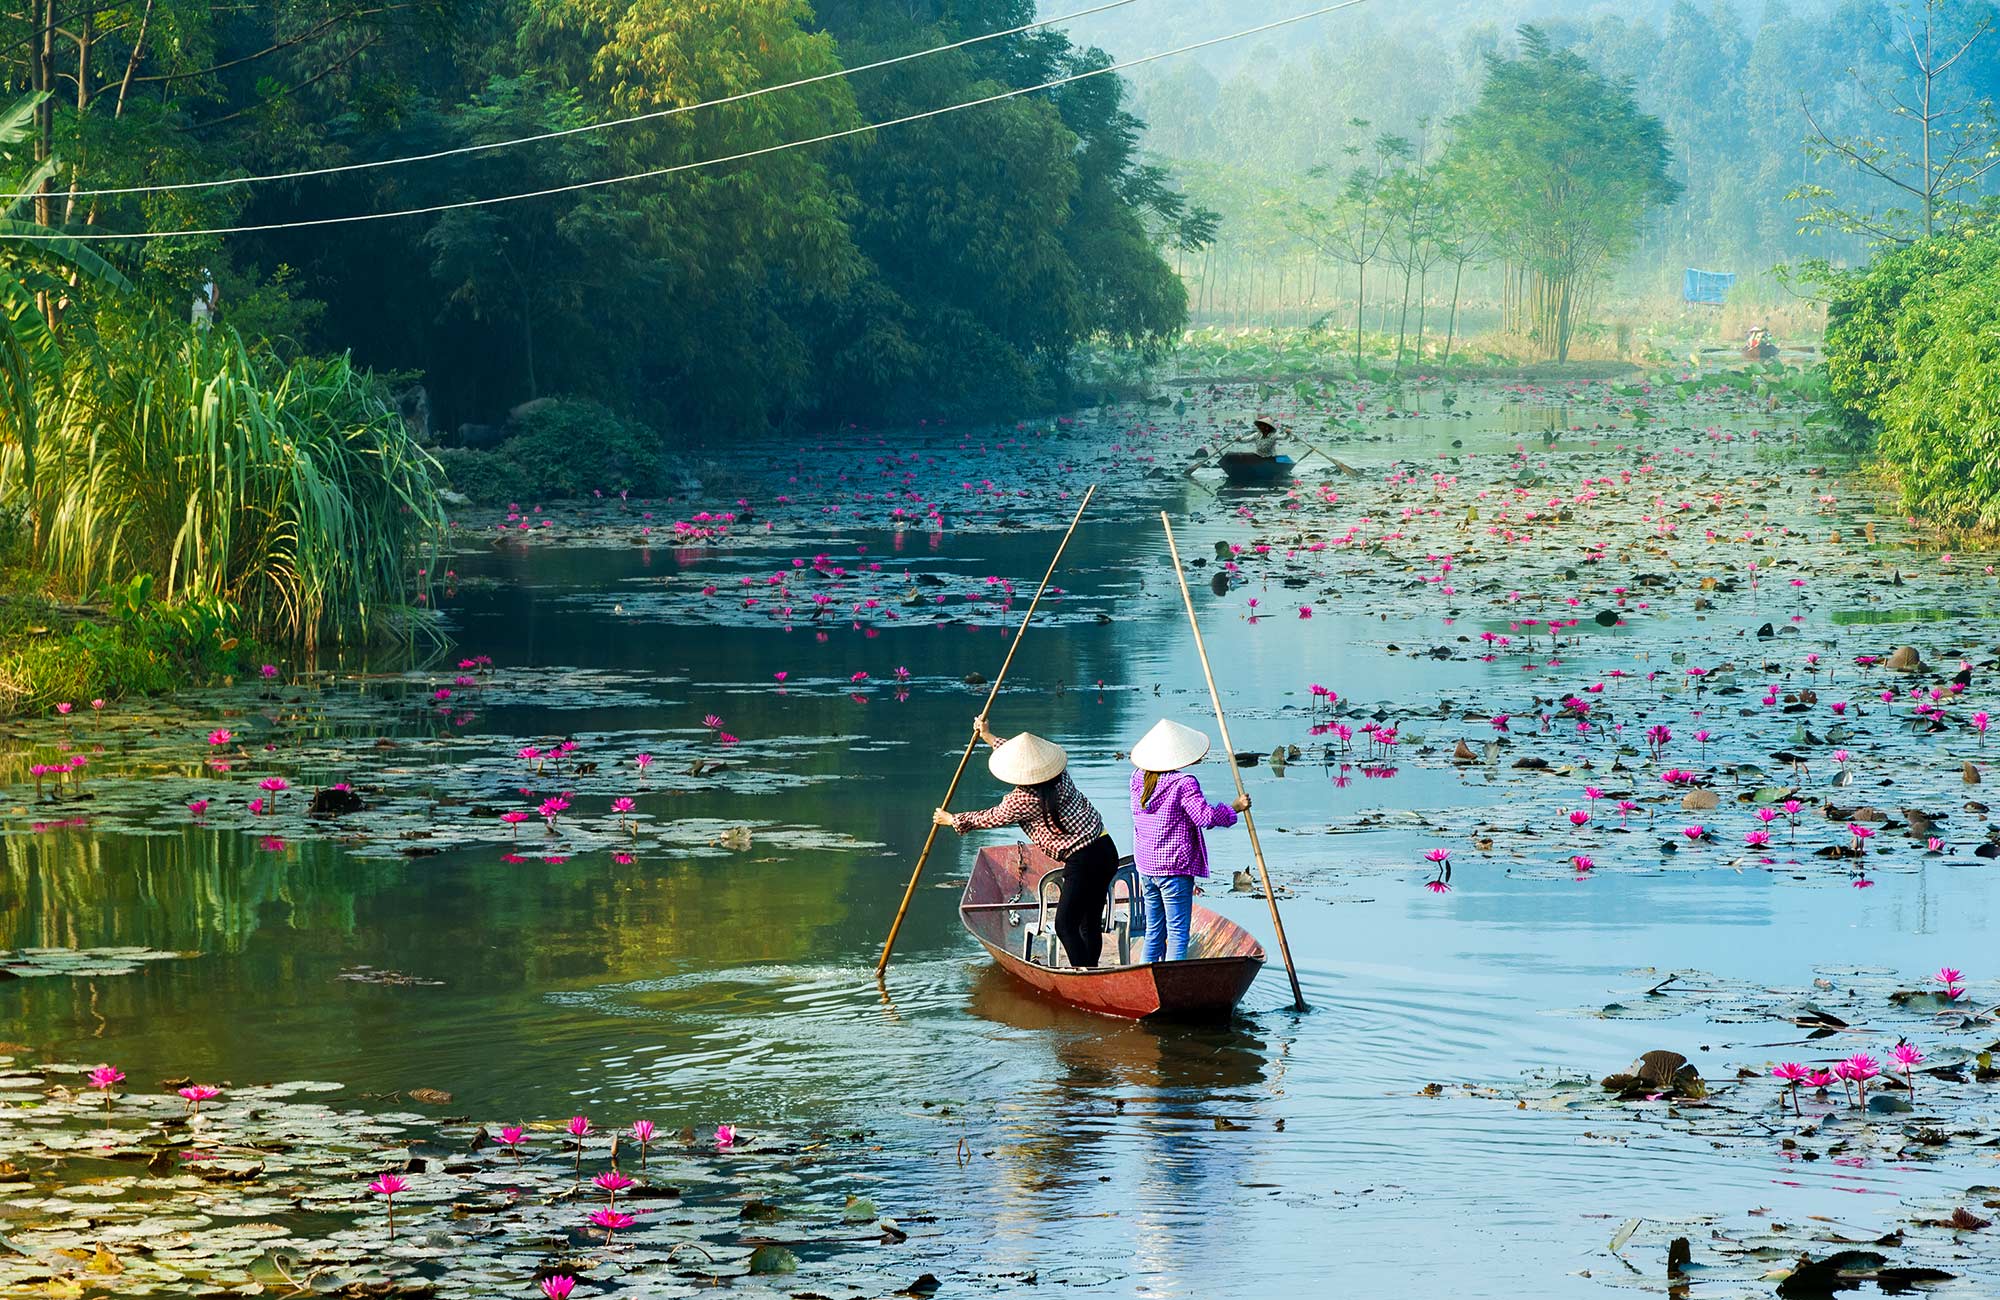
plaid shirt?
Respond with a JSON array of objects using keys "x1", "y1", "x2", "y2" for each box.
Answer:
[
  {"x1": 953, "y1": 773, "x2": 1105, "y2": 860},
  {"x1": 1129, "y1": 770, "x2": 1237, "y2": 878}
]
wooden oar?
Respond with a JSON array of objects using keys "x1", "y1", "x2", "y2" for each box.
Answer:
[
  {"x1": 1160, "y1": 512, "x2": 1308, "y2": 1012},
  {"x1": 875, "y1": 484, "x2": 1098, "y2": 977}
]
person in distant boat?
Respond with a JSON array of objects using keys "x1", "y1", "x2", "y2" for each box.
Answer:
[
  {"x1": 1252, "y1": 416, "x2": 1280, "y2": 459},
  {"x1": 934, "y1": 717, "x2": 1120, "y2": 968},
  {"x1": 1128, "y1": 719, "x2": 1249, "y2": 963}
]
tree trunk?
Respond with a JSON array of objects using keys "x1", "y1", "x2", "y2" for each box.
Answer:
[
  {"x1": 1413, "y1": 265, "x2": 1429, "y2": 365},
  {"x1": 1443, "y1": 258, "x2": 1465, "y2": 365},
  {"x1": 1353, "y1": 260, "x2": 1367, "y2": 367}
]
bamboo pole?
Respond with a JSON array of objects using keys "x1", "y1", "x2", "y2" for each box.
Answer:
[
  {"x1": 875, "y1": 485, "x2": 1098, "y2": 976},
  {"x1": 1160, "y1": 512, "x2": 1308, "y2": 1012}
]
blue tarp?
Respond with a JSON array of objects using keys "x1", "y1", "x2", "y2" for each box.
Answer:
[{"x1": 1684, "y1": 268, "x2": 1736, "y2": 305}]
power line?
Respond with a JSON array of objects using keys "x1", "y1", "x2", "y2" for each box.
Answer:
[
  {"x1": 15, "y1": 0, "x2": 1370, "y2": 243},
  {"x1": 27, "y1": 0, "x2": 1145, "y2": 202}
]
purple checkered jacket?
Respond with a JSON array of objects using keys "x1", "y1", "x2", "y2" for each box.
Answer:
[{"x1": 1129, "y1": 770, "x2": 1237, "y2": 878}]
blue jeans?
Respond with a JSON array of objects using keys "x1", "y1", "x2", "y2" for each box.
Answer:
[{"x1": 1139, "y1": 874, "x2": 1195, "y2": 963}]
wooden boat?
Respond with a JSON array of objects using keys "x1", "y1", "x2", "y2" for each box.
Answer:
[
  {"x1": 1218, "y1": 451, "x2": 1295, "y2": 484},
  {"x1": 958, "y1": 843, "x2": 1265, "y2": 1020}
]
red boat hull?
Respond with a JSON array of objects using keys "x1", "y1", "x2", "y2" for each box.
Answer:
[{"x1": 960, "y1": 843, "x2": 1265, "y2": 1020}]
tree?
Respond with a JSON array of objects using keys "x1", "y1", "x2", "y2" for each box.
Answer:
[
  {"x1": 1428, "y1": 173, "x2": 1494, "y2": 366},
  {"x1": 1377, "y1": 140, "x2": 1448, "y2": 369},
  {"x1": 1280, "y1": 123, "x2": 1397, "y2": 365},
  {"x1": 1444, "y1": 27, "x2": 1680, "y2": 361},
  {"x1": 0, "y1": 93, "x2": 130, "y2": 483},
  {"x1": 1797, "y1": 0, "x2": 2000, "y2": 243}
]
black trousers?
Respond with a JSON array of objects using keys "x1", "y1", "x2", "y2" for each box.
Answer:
[{"x1": 1054, "y1": 835, "x2": 1119, "y2": 968}]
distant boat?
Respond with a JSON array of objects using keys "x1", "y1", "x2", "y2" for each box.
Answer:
[
  {"x1": 958, "y1": 843, "x2": 1265, "y2": 1020},
  {"x1": 1218, "y1": 452, "x2": 1296, "y2": 484}
]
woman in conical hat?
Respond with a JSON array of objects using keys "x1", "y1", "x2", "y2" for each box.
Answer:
[
  {"x1": 1128, "y1": 719, "x2": 1250, "y2": 963},
  {"x1": 934, "y1": 714, "x2": 1118, "y2": 968}
]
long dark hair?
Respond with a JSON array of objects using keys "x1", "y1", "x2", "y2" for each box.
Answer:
[{"x1": 1021, "y1": 773, "x2": 1067, "y2": 830}]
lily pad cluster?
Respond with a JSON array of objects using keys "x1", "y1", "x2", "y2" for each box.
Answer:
[
  {"x1": 1467, "y1": 963, "x2": 2000, "y2": 1295},
  {"x1": 0, "y1": 1056, "x2": 924, "y2": 1298}
]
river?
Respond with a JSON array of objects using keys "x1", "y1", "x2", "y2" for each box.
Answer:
[{"x1": 6, "y1": 377, "x2": 1997, "y2": 1297}]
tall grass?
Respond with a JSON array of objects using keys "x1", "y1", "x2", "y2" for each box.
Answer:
[{"x1": 7, "y1": 321, "x2": 445, "y2": 647}]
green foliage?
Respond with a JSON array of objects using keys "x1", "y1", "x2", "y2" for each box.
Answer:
[
  {"x1": 0, "y1": 92, "x2": 134, "y2": 485},
  {"x1": 14, "y1": 320, "x2": 445, "y2": 647},
  {"x1": 1822, "y1": 220, "x2": 2000, "y2": 528},
  {"x1": 437, "y1": 399, "x2": 676, "y2": 504},
  {"x1": 1442, "y1": 27, "x2": 1680, "y2": 361},
  {"x1": 0, "y1": 574, "x2": 259, "y2": 713},
  {"x1": 435, "y1": 448, "x2": 527, "y2": 507},
  {"x1": 504, "y1": 400, "x2": 672, "y2": 499}
]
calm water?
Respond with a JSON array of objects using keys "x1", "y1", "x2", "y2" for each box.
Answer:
[{"x1": 6, "y1": 396, "x2": 1993, "y2": 1297}]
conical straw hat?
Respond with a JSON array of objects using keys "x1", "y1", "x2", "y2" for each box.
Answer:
[
  {"x1": 1130, "y1": 719, "x2": 1212, "y2": 772},
  {"x1": 989, "y1": 732, "x2": 1068, "y2": 785}
]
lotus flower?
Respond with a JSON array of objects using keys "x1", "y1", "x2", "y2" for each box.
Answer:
[
  {"x1": 540, "y1": 1277, "x2": 576, "y2": 1300},
  {"x1": 1891, "y1": 1042, "x2": 1924, "y2": 1097},
  {"x1": 715, "y1": 1123, "x2": 736, "y2": 1149},
  {"x1": 178, "y1": 1084, "x2": 222, "y2": 1114},
  {"x1": 368, "y1": 1173, "x2": 408, "y2": 1238},
  {"x1": 1771, "y1": 1062, "x2": 1809, "y2": 1114},
  {"x1": 589, "y1": 1207, "x2": 635, "y2": 1245},
  {"x1": 88, "y1": 1065, "x2": 124, "y2": 1113},
  {"x1": 631, "y1": 1119, "x2": 655, "y2": 1171}
]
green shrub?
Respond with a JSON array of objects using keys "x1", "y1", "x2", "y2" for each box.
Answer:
[
  {"x1": 504, "y1": 399, "x2": 672, "y2": 499},
  {"x1": 0, "y1": 593, "x2": 258, "y2": 713},
  {"x1": 436, "y1": 447, "x2": 529, "y2": 506},
  {"x1": 1822, "y1": 220, "x2": 2000, "y2": 530},
  {"x1": 15, "y1": 320, "x2": 446, "y2": 647}
]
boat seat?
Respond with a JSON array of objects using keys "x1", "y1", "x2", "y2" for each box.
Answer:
[
  {"x1": 1021, "y1": 871, "x2": 1066, "y2": 968},
  {"x1": 1103, "y1": 863, "x2": 1141, "y2": 967},
  {"x1": 1019, "y1": 862, "x2": 1144, "y2": 969}
]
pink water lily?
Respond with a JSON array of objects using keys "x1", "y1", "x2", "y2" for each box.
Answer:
[
  {"x1": 589, "y1": 1207, "x2": 635, "y2": 1245},
  {"x1": 88, "y1": 1065, "x2": 124, "y2": 1113},
  {"x1": 632, "y1": 1119, "x2": 656, "y2": 1170},
  {"x1": 594, "y1": 1170, "x2": 636, "y2": 1203},
  {"x1": 187, "y1": 799, "x2": 210, "y2": 818},
  {"x1": 1771, "y1": 1062, "x2": 1808, "y2": 1114},
  {"x1": 568, "y1": 1115, "x2": 591, "y2": 1183},
  {"x1": 715, "y1": 1123, "x2": 736, "y2": 1149},
  {"x1": 499, "y1": 1125, "x2": 526, "y2": 1157},
  {"x1": 540, "y1": 1278, "x2": 576, "y2": 1300},
  {"x1": 368, "y1": 1173, "x2": 408, "y2": 1238},
  {"x1": 178, "y1": 1084, "x2": 222, "y2": 1114},
  {"x1": 1892, "y1": 1042, "x2": 1924, "y2": 1097},
  {"x1": 207, "y1": 728, "x2": 233, "y2": 746}
]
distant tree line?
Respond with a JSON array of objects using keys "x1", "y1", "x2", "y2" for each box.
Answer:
[{"x1": 1126, "y1": 1, "x2": 2000, "y2": 321}]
